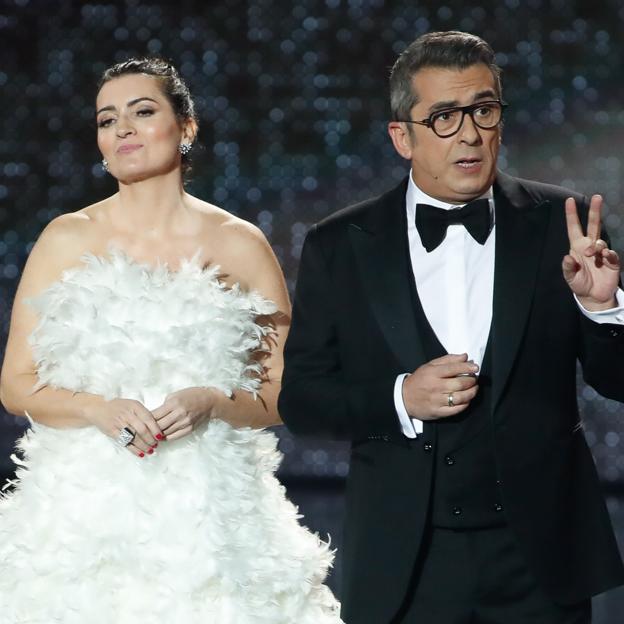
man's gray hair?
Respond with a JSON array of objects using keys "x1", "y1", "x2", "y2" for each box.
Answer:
[{"x1": 389, "y1": 31, "x2": 502, "y2": 121}]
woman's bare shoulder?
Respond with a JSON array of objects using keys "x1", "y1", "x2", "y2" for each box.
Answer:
[
  {"x1": 189, "y1": 198, "x2": 286, "y2": 299},
  {"x1": 188, "y1": 197, "x2": 269, "y2": 257},
  {"x1": 28, "y1": 198, "x2": 113, "y2": 278}
]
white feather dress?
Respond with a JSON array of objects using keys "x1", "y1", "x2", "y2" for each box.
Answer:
[{"x1": 0, "y1": 249, "x2": 343, "y2": 624}]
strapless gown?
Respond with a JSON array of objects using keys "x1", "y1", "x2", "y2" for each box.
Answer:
[{"x1": 0, "y1": 249, "x2": 343, "y2": 624}]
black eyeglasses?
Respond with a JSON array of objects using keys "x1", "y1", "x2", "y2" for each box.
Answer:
[{"x1": 398, "y1": 100, "x2": 508, "y2": 138}]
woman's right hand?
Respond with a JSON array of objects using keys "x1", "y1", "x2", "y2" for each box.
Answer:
[{"x1": 85, "y1": 399, "x2": 164, "y2": 458}]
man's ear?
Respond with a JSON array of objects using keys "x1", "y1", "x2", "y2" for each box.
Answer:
[{"x1": 388, "y1": 121, "x2": 414, "y2": 160}]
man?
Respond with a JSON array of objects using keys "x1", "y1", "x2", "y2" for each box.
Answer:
[{"x1": 279, "y1": 31, "x2": 624, "y2": 624}]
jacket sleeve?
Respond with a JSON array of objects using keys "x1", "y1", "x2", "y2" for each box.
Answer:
[
  {"x1": 579, "y1": 316, "x2": 624, "y2": 402},
  {"x1": 278, "y1": 225, "x2": 403, "y2": 441},
  {"x1": 578, "y1": 224, "x2": 624, "y2": 403}
]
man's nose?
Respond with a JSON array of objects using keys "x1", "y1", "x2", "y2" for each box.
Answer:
[{"x1": 457, "y1": 112, "x2": 482, "y2": 145}]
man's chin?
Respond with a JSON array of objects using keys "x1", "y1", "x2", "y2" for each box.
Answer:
[{"x1": 451, "y1": 175, "x2": 495, "y2": 200}]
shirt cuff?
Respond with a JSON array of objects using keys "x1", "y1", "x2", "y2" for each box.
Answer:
[
  {"x1": 575, "y1": 289, "x2": 624, "y2": 325},
  {"x1": 394, "y1": 373, "x2": 423, "y2": 438}
]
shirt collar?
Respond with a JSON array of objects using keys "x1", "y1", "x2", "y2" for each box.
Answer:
[{"x1": 406, "y1": 169, "x2": 494, "y2": 221}]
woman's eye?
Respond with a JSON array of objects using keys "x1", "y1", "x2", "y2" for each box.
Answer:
[
  {"x1": 97, "y1": 118, "x2": 114, "y2": 128},
  {"x1": 136, "y1": 108, "x2": 154, "y2": 116}
]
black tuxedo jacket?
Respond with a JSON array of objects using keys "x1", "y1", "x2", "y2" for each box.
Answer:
[{"x1": 279, "y1": 172, "x2": 624, "y2": 624}]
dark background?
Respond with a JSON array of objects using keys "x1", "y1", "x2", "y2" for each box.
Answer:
[{"x1": 1, "y1": 0, "x2": 624, "y2": 617}]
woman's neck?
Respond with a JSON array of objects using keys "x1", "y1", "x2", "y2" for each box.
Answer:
[{"x1": 112, "y1": 170, "x2": 190, "y2": 237}]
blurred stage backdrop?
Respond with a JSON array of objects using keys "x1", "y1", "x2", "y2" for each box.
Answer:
[{"x1": 1, "y1": 0, "x2": 624, "y2": 605}]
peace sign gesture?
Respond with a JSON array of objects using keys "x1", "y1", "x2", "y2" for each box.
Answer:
[{"x1": 562, "y1": 194, "x2": 620, "y2": 311}]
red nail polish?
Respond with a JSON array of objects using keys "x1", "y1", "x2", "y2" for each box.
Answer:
[
  {"x1": 151, "y1": 443, "x2": 158, "y2": 448},
  {"x1": 156, "y1": 434, "x2": 164, "y2": 441},
  {"x1": 139, "y1": 452, "x2": 145, "y2": 458},
  {"x1": 148, "y1": 449, "x2": 154, "y2": 454}
]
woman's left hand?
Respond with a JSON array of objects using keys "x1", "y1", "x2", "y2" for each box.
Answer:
[{"x1": 151, "y1": 387, "x2": 221, "y2": 441}]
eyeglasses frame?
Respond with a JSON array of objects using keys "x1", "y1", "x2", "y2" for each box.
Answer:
[{"x1": 397, "y1": 100, "x2": 508, "y2": 138}]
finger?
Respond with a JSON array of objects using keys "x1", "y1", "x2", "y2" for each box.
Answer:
[
  {"x1": 562, "y1": 254, "x2": 580, "y2": 281},
  {"x1": 158, "y1": 408, "x2": 185, "y2": 434},
  {"x1": 126, "y1": 431, "x2": 155, "y2": 454},
  {"x1": 151, "y1": 402, "x2": 173, "y2": 420},
  {"x1": 565, "y1": 197, "x2": 584, "y2": 244},
  {"x1": 432, "y1": 402, "x2": 471, "y2": 418},
  {"x1": 164, "y1": 425, "x2": 193, "y2": 441},
  {"x1": 162, "y1": 415, "x2": 191, "y2": 437},
  {"x1": 112, "y1": 420, "x2": 151, "y2": 453},
  {"x1": 440, "y1": 386, "x2": 479, "y2": 415},
  {"x1": 126, "y1": 442, "x2": 147, "y2": 458},
  {"x1": 131, "y1": 404, "x2": 164, "y2": 443},
  {"x1": 125, "y1": 414, "x2": 159, "y2": 448},
  {"x1": 602, "y1": 249, "x2": 620, "y2": 268},
  {"x1": 433, "y1": 360, "x2": 480, "y2": 379},
  {"x1": 584, "y1": 238, "x2": 607, "y2": 258},
  {"x1": 445, "y1": 375, "x2": 479, "y2": 392},
  {"x1": 586, "y1": 194, "x2": 603, "y2": 241},
  {"x1": 153, "y1": 405, "x2": 174, "y2": 425},
  {"x1": 441, "y1": 385, "x2": 479, "y2": 408},
  {"x1": 429, "y1": 353, "x2": 469, "y2": 366}
]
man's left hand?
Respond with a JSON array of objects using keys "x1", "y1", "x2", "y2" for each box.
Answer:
[
  {"x1": 152, "y1": 387, "x2": 219, "y2": 441},
  {"x1": 562, "y1": 194, "x2": 620, "y2": 311}
]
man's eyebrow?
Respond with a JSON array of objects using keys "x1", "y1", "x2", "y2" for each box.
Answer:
[
  {"x1": 427, "y1": 99, "x2": 460, "y2": 114},
  {"x1": 96, "y1": 96, "x2": 159, "y2": 116},
  {"x1": 426, "y1": 90, "x2": 498, "y2": 114}
]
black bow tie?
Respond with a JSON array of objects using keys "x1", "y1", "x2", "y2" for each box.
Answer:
[{"x1": 415, "y1": 198, "x2": 492, "y2": 252}]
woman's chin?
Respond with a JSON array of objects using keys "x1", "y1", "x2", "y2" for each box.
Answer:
[{"x1": 115, "y1": 164, "x2": 178, "y2": 185}]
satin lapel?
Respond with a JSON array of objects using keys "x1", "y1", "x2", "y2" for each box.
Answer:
[
  {"x1": 491, "y1": 172, "x2": 552, "y2": 413},
  {"x1": 347, "y1": 181, "x2": 427, "y2": 372}
]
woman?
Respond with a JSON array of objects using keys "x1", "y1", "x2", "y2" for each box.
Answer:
[{"x1": 0, "y1": 58, "x2": 342, "y2": 623}]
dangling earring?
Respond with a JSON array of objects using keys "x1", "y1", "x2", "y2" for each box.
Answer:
[
  {"x1": 179, "y1": 143, "x2": 192, "y2": 155},
  {"x1": 102, "y1": 159, "x2": 109, "y2": 173}
]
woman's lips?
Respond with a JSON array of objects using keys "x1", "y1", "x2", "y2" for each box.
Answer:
[{"x1": 117, "y1": 144, "x2": 143, "y2": 154}]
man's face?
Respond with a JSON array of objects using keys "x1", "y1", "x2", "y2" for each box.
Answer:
[{"x1": 388, "y1": 63, "x2": 501, "y2": 204}]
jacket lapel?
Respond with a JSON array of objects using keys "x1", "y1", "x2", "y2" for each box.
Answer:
[
  {"x1": 346, "y1": 172, "x2": 552, "y2": 408},
  {"x1": 348, "y1": 179, "x2": 427, "y2": 372},
  {"x1": 490, "y1": 171, "x2": 553, "y2": 412}
]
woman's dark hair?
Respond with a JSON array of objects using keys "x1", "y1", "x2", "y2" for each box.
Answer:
[{"x1": 98, "y1": 57, "x2": 197, "y2": 175}]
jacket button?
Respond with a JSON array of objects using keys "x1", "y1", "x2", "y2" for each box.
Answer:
[
  {"x1": 423, "y1": 442, "x2": 433, "y2": 453},
  {"x1": 610, "y1": 329, "x2": 620, "y2": 337},
  {"x1": 445, "y1": 455, "x2": 455, "y2": 466},
  {"x1": 381, "y1": 435, "x2": 390, "y2": 442},
  {"x1": 494, "y1": 503, "x2": 503, "y2": 512},
  {"x1": 452, "y1": 506, "x2": 462, "y2": 516}
]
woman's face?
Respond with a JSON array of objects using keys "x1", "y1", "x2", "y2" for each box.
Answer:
[{"x1": 96, "y1": 73, "x2": 189, "y2": 183}]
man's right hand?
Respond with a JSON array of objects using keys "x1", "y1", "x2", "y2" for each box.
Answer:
[{"x1": 402, "y1": 353, "x2": 479, "y2": 420}]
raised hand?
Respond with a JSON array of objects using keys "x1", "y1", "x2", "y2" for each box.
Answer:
[
  {"x1": 402, "y1": 353, "x2": 479, "y2": 420},
  {"x1": 562, "y1": 195, "x2": 620, "y2": 311}
]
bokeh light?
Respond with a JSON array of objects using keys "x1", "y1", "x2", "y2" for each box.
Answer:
[{"x1": 1, "y1": 0, "x2": 623, "y2": 485}]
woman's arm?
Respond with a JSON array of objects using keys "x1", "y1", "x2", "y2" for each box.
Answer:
[
  {"x1": 152, "y1": 219, "x2": 291, "y2": 437},
  {"x1": 0, "y1": 214, "x2": 163, "y2": 455}
]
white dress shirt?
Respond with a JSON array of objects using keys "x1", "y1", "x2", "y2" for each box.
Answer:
[{"x1": 394, "y1": 171, "x2": 624, "y2": 438}]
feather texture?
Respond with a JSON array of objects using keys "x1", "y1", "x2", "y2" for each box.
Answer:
[{"x1": 0, "y1": 249, "x2": 343, "y2": 623}]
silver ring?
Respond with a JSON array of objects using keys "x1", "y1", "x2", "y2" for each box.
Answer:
[
  {"x1": 447, "y1": 393, "x2": 454, "y2": 408},
  {"x1": 116, "y1": 426, "x2": 135, "y2": 447}
]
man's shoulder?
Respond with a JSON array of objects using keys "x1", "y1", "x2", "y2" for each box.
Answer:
[
  {"x1": 497, "y1": 171, "x2": 587, "y2": 206},
  {"x1": 313, "y1": 178, "x2": 408, "y2": 237}
]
